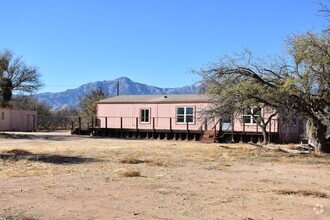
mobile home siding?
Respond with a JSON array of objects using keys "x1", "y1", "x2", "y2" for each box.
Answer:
[{"x1": 97, "y1": 102, "x2": 210, "y2": 131}]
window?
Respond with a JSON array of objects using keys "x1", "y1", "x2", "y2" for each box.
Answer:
[
  {"x1": 222, "y1": 114, "x2": 232, "y2": 123},
  {"x1": 243, "y1": 107, "x2": 260, "y2": 124},
  {"x1": 176, "y1": 107, "x2": 194, "y2": 123},
  {"x1": 140, "y1": 109, "x2": 150, "y2": 123}
]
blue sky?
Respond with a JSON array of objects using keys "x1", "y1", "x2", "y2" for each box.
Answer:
[{"x1": 0, "y1": 0, "x2": 328, "y2": 93}]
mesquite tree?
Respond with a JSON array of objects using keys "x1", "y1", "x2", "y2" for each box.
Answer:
[{"x1": 197, "y1": 28, "x2": 330, "y2": 152}]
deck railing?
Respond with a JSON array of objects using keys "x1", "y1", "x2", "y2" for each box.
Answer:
[{"x1": 73, "y1": 116, "x2": 279, "y2": 135}]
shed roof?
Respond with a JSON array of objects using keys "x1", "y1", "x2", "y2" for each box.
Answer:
[{"x1": 98, "y1": 94, "x2": 212, "y2": 104}]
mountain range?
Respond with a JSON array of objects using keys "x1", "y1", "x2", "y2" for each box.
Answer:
[{"x1": 35, "y1": 77, "x2": 205, "y2": 109}]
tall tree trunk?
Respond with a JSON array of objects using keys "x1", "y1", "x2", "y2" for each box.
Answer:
[
  {"x1": 306, "y1": 119, "x2": 330, "y2": 154},
  {"x1": 261, "y1": 126, "x2": 268, "y2": 145}
]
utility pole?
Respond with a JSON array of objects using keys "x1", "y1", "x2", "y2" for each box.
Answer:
[{"x1": 116, "y1": 81, "x2": 119, "y2": 96}]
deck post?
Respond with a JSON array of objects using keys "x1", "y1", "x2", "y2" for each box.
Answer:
[
  {"x1": 105, "y1": 117, "x2": 108, "y2": 129},
  {"x1": 91, "y1": 117, "x2": 94, "y2": 129},
  {"x1": 152, "y1": 117, "x2": 155, "y2": 139},
  {"x1": 214, "y1": 121, "x2": 218, "y2": 143},
  {"x1": 269, "y1": 119, "x2": 272, "y2": 143},
  {"x1": 135, "y1": 117, "x2": 139, "y2": 138},
  {"x1": 169, "y1": 118, "x2": 172, "y2": 132},
  {"x1": 120, "y1": 117, "x2": 123, "y2": 138},
  {"x1": 243, "y1": 117, "x2": 245, "y2": 134},
  {"x1": 186, "y1": 121, "x2": 189, "y2": 140},
  {"x1": 219, "y1": 118, "x2": 222, "y2": 133},
  {"x1": 242, "y1": 117, "x2": 246, "y2": 142},
  {"x1": 78, "y1": 117, "x2": 81, "y2": 135},
  {"x1": 256, "y1": 122, "x2": 259, "y2": 132},
  {"x1": 204, "y1": 118, "x2": 208, "y2": 130},
  {"x1": 136, "y1": 117, "x2": 139, "y2": 131}
]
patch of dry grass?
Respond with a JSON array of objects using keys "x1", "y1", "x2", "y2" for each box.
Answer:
[
  {"x1": 0, "y1": 210, "x2": 38, "y2": 220},
  {"x1": 3, "y1": 149, "x2": 33, "y2": 155},
  {"x1": 274, "y1": 189, "x2": 328, "y2": 198},
  {"x1": 0, "y1": 159, "x2": 64, "y2": 177},
  {"x1": 198, "y1": 144, "x2": 330, "y2": 165},
  {"x1": 146, "y1": 158, "x2": 167, "y2": 167},
  {"x1": 121, "y1": 157, "x2": 145, "y2": 164},
  {"x1": 1, "y1": 137, "x2": 328, "y2": 180},
  {"x1": 120, "y1": 156, "x2": 168, "y2": 166},
  {"x1": 119, "y1": 170, "x2": 141, "y2": 177}
]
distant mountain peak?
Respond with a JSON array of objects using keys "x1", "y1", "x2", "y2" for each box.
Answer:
[{"x1": 35, "y1": 76, "x2": 204, "y2": 110}]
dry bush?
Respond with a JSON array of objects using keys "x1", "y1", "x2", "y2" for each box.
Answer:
[
  {"x1": 3, "y1": 149, "x2": 33, "y2": 155},
  {"x1": 121, "y1": 157, "x2": 145, "y2": 164},
  {"x1": 120, "y1": 170, "x2": 141, "y2": 177},
  {"x1": 274, "y1": 189, "x2": 328, "y2": 198}
]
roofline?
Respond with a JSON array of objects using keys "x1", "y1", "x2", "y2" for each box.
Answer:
[{"x1": 97, "y1": 100, "x2": 211, "y2": 105}]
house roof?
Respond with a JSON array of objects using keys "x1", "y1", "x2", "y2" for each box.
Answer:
[{"x1": 97, "y1": 94, "x2": 212, "y2": 104}]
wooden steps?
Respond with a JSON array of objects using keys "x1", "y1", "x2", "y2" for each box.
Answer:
[{"x1": 200, "y1": 130, "x2": 216, "y2": 143}]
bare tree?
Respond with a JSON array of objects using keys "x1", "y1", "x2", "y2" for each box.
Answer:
[
  {"x1": 79, "y1": 87, "x2": 106, "y2": 127},
  {"x1": 0, "y1": 49, "x2": 42, "y2": 107}
]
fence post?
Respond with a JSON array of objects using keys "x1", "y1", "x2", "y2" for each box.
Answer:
[
  {"x1": 71, "y1": 121, "x2": 74, "y2": 132},
  {"x1": 78, "y1": 117, "x2": 81, "y2": 135}
]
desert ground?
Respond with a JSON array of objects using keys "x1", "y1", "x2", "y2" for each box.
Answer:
[{"x1": 0, "y1": 131, "x2": 329, "y2": 220}]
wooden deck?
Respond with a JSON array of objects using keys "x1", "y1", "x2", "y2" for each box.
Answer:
[
  {"x1": 71, "y1": 116, "x2": 280, "y2": 143},
  {"x1": 72, "y1": 127, "x2": 205, "y2": 141}
]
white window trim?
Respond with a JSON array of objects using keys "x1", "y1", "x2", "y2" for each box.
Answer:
[
  {"x1": 243, "y1": 107, "x2": 260, "y2": 125},
  {"x1": 176, "y1": 106, "x2": 195, "y2": 124},
  {"x1": 140, "y1": 108, "x2": 151, "y2": 124}
]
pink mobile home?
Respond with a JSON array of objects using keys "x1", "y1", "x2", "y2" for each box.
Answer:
[
  {"x1": 95, "y1": 94, "x2": 210, "y2": 140},
  {"x1": 92, "y1": 94, "x2": 299, "y2": 143},
  {"x1": 0, "y1": 108, "x2": 37, "y2": 132}
]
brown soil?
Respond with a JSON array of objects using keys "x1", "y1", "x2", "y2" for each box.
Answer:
[{"x1": 0, "y1": 131, "x2": 329, "y2": 220}]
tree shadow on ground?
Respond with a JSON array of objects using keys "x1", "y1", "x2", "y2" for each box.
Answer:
[
  {"x1": 0, "y1": 132, "x2": 85, "y2": 141},
  {"x1": 0, "y1": 149, "x2": 101, "y2": 164}
]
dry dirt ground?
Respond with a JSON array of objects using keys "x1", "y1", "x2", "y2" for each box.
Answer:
[{"x1": 0, "y1": 131, "x2": 329, "y2": 220}]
